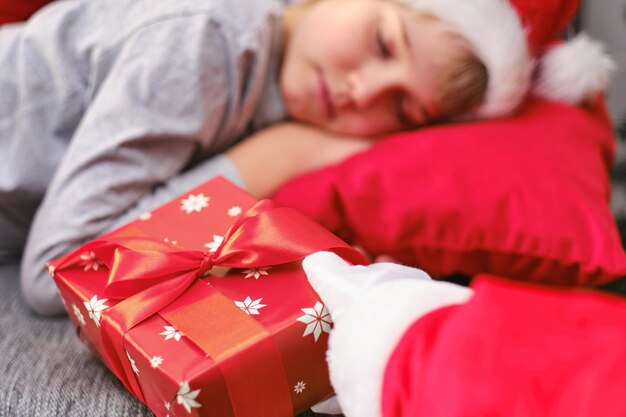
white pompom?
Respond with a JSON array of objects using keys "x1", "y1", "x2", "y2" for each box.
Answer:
[{"x1": 533, "y1": 33, "x2": 617, "y2": 104}]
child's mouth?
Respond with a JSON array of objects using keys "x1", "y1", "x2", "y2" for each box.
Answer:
[{"x1": 317, "y1": 71, "x2": 335, "y2": 120}]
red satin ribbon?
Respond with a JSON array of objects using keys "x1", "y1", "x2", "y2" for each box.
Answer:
[{"x1": 56, "y1": 199, "x2": 367, "y2": 409}]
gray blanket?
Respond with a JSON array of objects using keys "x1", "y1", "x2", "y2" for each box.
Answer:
[{"x1": 0, "y1": 263, "x2": 153, "y2": 416}]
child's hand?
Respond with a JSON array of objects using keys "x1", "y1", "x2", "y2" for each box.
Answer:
[{"x1": 227, "y1": 122, "x2": 372, "y2": 198}]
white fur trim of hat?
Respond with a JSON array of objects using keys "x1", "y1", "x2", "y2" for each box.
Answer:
[{"x1": 400, "y1": 0, "x2": 616, "y2": 117}]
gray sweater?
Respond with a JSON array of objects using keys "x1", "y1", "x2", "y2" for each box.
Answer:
[{"x1": 0, "y1": 0, "x2": 286, "y2": 314}]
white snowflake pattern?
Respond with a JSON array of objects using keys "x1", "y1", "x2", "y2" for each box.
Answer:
[
  {"x1": 203, "y1": 235, "x2": 224, "y2": 253},
  {"x1": 46, "y1": 262, "x2": 55, "y2": 276},
  {"x1": 242, "y1": 266, "x2": 270, "y2": 280},
  {"x1": 176, "y1": 381, "x2": 201, "y2": 413},
  {"x1": 234, "y1": 296, "x2": 267, "y2": 315},
  {"x1": 84, "y1": 295, "x2": 109, "y2": 327},
  {"x1": 164, "y1": 401, "x2": 171, "y2": 411},
  {"x1": 150, "y1": 356, "x2": 163, "y2": 368},
  {"x1": 163, "y1": 237, "x2": 178, "y2": 246},
  {"x1": 180, "y1": 193, "x2": 210, "y2": 214},
  {"x1": 139, "y1": 212, "x2": 152, "y2": 221},
  {"x1": 79, "y1": 251, "x2": 104, "y2": 272},
  {"x1": 296, "y1": 302, "x2": 332, "y2": 342},
  {"x1": 293, "y1": 381, "x2": 306, "y2": 394},
  {"x1": 227, "y1": 206, "x2": 242, "y2": 217},
  {"x1": 126, "y1": 351, "x2": 139, "y2": 374},
  {"x1": 72, "y1": 303, "x2": 86, "y2": 327},
  {"x1": 160, "y1": 325, "x2": 182, "y2": 342}
]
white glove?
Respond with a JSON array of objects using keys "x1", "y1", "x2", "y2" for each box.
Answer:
[
  {"x1": 303, "y1": 252, "x2": 473, "y2": 417},
  {"x1": 303, "y1": 251, "x2": 432, "y2": 322}
]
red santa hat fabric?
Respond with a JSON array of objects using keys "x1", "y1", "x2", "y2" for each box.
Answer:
[
  {"x1": 0, "y1": 0, "x2": 52, "y2": 24},
  {"x1": 400, "y1": 0, "x2": 615, "y2": 117},
  {"x1": 507, "y1": 0, "x2": 578, "y2": 55},
  {"x1": 382, "y1": 276, "x2": 626, "y2": 417}
]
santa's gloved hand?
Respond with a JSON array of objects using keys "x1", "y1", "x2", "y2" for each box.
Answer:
[{"x1": 303, "y1": 251, "x2": 473, "y2": 417}]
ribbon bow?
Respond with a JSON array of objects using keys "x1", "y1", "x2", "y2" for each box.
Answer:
[{"x1": 56, "y1": 200, "x2": 367, "y2": 403}]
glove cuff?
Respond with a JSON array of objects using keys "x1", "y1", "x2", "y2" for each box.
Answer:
[{"x1": 326, "y1": 279, "x2": 473, "y2": 417}]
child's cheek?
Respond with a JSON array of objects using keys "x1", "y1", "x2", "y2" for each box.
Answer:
[{"x1": 331, "y1": 112, "x2": 394, "y2": 137}]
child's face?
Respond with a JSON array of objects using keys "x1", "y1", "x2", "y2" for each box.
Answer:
[{"x1": 281, "y1": 0, "x2": 468, "y2": 137}]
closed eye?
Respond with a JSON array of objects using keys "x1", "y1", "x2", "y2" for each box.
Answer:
[{"x1": 376, "y1": 29, "x2": 391, "y2": 59}]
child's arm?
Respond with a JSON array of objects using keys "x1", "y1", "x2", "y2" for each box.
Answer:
[
  {"x1": 84, "y1": 122, "x2": 371, "y2": 232},
  {"x1": 18, "y1": 18, "x2": 254, "y2": 315},
  {"x1": 21, "y1": 122, "x2": 368, "y2": 316},
  {"x1": 227, "y1": 122, "x2": 373, "y2": 198}
]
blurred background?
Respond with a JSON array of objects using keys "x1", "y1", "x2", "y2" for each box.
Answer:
[
  {"x1": 577, "y1": 0, "x2": 626, "y2": 245},
  {"x1": 580, "y1": 0, "x2": 626, "y2": 122}
]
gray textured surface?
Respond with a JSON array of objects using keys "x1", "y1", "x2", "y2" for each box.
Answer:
[{"x1": 0, "y1": 263, "x2": 153, "y2": 417}]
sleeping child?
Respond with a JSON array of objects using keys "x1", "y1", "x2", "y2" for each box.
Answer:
[{"x1": 0, "y1": 0, "x2": 610, "y2": 315}]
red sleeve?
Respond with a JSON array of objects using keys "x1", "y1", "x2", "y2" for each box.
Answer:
[
  {"x1": 382, "y1": 276, "x2": 626, "y2": 417},
  {"x1": 381, "y1": 305, "x2": 457, "y2": 417},
  {"x1": 0, "y1": 0, "x2": 53, "y2": 25}
]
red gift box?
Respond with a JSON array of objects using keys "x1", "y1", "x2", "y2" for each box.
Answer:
[{"x1": 49, "y1": 177, "x2": 366, "y2": 417}]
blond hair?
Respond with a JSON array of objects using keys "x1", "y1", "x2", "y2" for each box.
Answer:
[
  {"x1": 415, "y1": 13, "x2": 488, "y2": 120},
  {"x1": 437, "y1": 50, "x2": 488, "y2": 118}
]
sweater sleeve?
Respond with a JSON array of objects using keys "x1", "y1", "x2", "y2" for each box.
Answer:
[{"x1": 20, "y1": 17, "x2": 236, "y2": 315}]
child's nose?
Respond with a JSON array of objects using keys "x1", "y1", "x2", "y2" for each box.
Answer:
[{"x1": 346, "y1": 69, "x2": 396, "y2": 110}]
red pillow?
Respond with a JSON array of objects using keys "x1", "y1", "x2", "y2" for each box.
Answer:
[
  {"x1": 272, "y1": 98, "x2": 626, "y2": 286},
  {"x1": 0, "y1": 0, "x2": 52, "y2": 25}
]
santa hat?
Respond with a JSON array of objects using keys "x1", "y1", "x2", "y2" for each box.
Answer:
[{"x1": 399, "y1": 0, "x2": 616, "y2": 118}]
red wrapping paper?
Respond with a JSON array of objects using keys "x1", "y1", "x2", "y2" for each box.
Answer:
[{"x1": 50, "y1": 177, "x2": 366, "y2": 417}]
